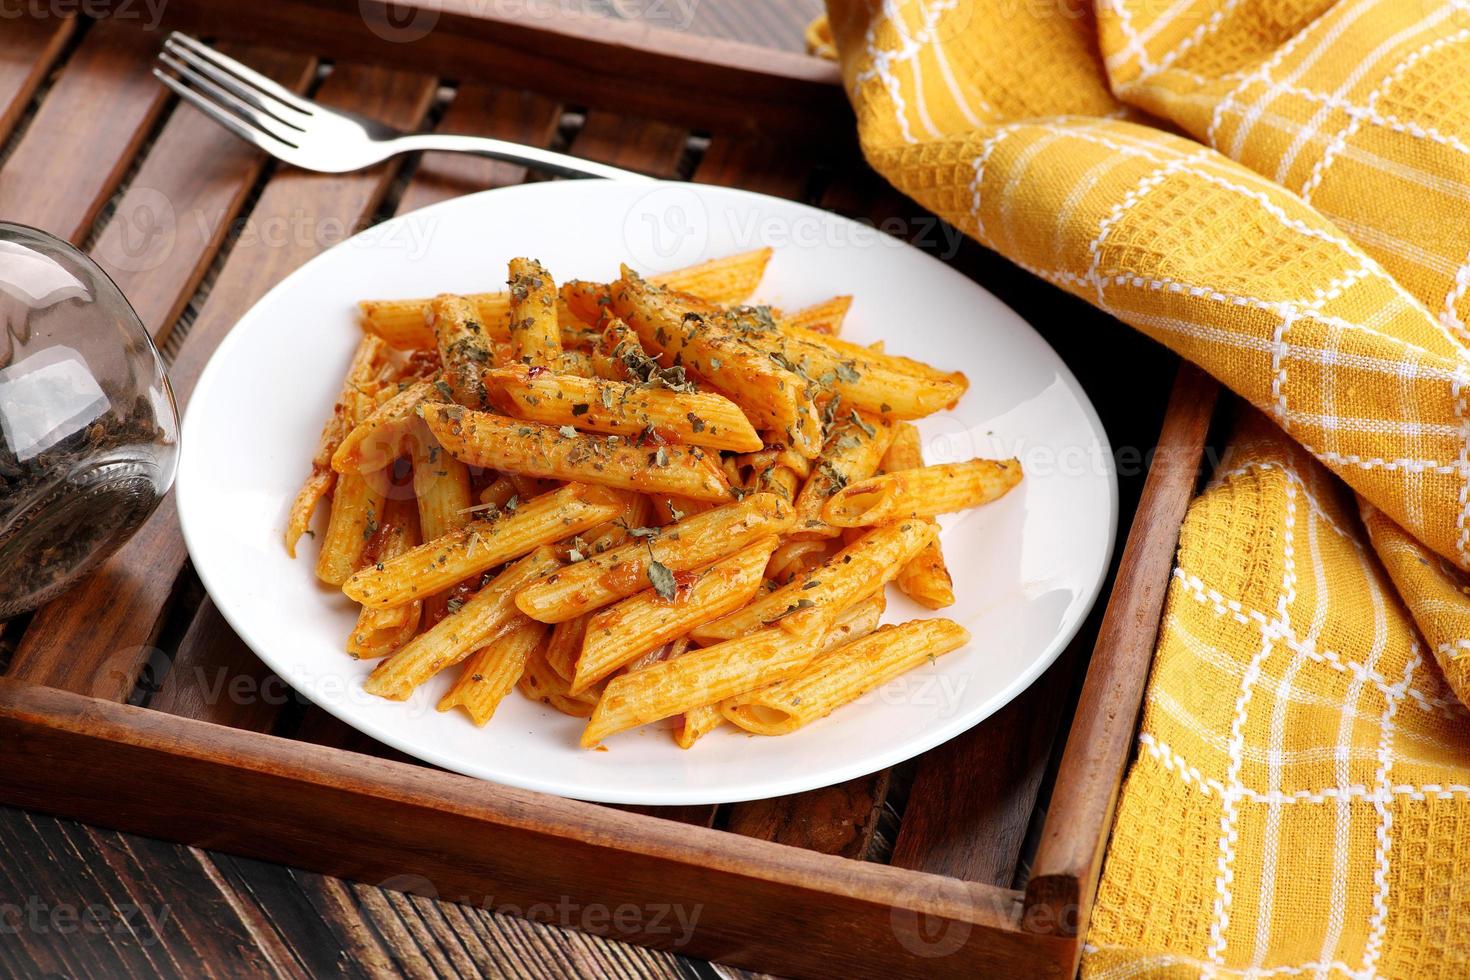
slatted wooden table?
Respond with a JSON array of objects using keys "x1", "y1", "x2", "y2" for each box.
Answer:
[{"x1": 0, "y1": 3, "x2": 1216, "y2": 977}]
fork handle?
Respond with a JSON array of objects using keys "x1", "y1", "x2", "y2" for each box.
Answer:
[{"x1": 395, "y1": 133, "x2": 655, "y2": 182}]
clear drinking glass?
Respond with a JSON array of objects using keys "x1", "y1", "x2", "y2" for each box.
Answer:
[{"x1": 0, "y1": 222, "x2": 179, "y2": 618}]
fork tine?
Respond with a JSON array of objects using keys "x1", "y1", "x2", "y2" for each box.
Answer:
[
  {"x1": 165, "y1": 32, "x2": 318, "y2": 117},
  {"x1": 153, "y1": 68, "x2": 296, "y2": 157},
  {"x1": 158, "y1": 53, "x2": 303, "y2": 147},
  {"x1": 163, "y1": 37, "x2": 307, "y2": 131}
]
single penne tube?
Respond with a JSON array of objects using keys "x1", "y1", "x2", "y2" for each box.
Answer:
[
  {"x1": 581, "y1": 627, "x2": 823, "y2": 746},
  {"x1": 721, "y1": 619, "x2": 971, "y2": 736},
  {"x1": 360, "y1": 292, "x2": 592, "y2": 351},
  {"x1": 286, "y1": 335, "x2": 386, "y2": 556},
  {"x1": 431, "y1": 293, "x2": 494, "y2": 409},
  {"x1": 347, "y1": 498, "x2": 422, "y2": 659},
  {"x1": 514, "y1": 493, "x2": 795, "y2": 623},
  {"x1": 332, "y1": 379, "x2": 439, "y2": 474},
  {"x1": 606, "y1": 271, "x2": 824, "y2": 457},
  {"x1": 765, "y1": 537, "x2": 836, "y2": 585},
  {"x1": 691, "y1": 520, "x2": 937, "y2": 642},
  {"x1": 409, "y1": 418, "x2": 474, "y2": 541},
  {"x1": 507, "y1": 257, "x2": 562, "y2": 368},
  {"x1": 777, "y1": 295, "x2": 851, "y2": 335},
  {"x1": 791, "y1": 410, "x2": 894, "y2": 538},
  {"x1": 673, "y1": 589, "x2": 883, "y2": 750},
  {"x1": 722, "y1": 307, "x2": 965, "y2": 419},
  {"x1": 421, "y1": 403, "x2": 733, "y2": 501},
  {"x1": 438, "y1": 617, "x2": 546, "y2": 726},
  {"x1": 571, "y1": 536, "x2": 777, "y2": 695},
  {"x1": 518, "y1": 639, "x2": 597, "y2": 718},
  {"x1": 315, "y1": 472, "x2": 386, "y2": 586},
  {"x1": 542, "y1": 613, "x2": 590, "y2": 682},
  {"x1": 343, "y1": 483, "x2": 623, "y2": 607},
  {"x1": 822, "y1": 458, "x2": 1023, "y2": 527},
  {"x1": 883, "y1": 423, "x2": 954, "y2": 609},
  {"x1": 558, "y1": 349, "x2": 595, "y2": 378},
  {"x1": 785, "y1": 323, "x2": 967, "y2": 387},
  {"x1": 481, "y1": 364, "x2": 763, "y2": 452},
  {"x1": 363, "y1": 547, "x2": 562, "y2": 699},
  {"x1": 561, "y1": 247, "x2": 774, "y2": 325},
  {"x1": 675, "y1": 703, "x2": 724, "y2": 749}
]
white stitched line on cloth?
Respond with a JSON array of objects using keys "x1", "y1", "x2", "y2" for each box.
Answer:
[
  {"x1": 1206, "y1": 480, "x2": 1295, "y2": 969},
  {"x1": 1436, "y1": 639, "x2": 1470, "y2": 660},
  {"x1": 1270, "y1": 78, "x2": 1470, "y2": 160},
  {"x1": 1137, "y1": 733, "x2": 1470, "y2": 804},
  {"x1": 1281, "y1": 4, "x2": 1462, "y2": 191},
  {"x1": 1298, "y1": 20, "x2": 1470, "y2": 201},
  {"x1": 1209, "y1": 460, "x2": 1366, "y2": 547},
  {"x1": 1452, "y1": 366, "x2": 1470, "y2": 567},
  {"x1": 1209, "y1": 0, "x2": 1381, "y2": 157},
  {"x1": 1362, "y1": 650, "x2": 1416, "y2": 976},
  {"x1": 1086, "y1": 148, "x2": 1214, "y2": 307},
  {"x1": 1172, "y1": 567, "x2": 1468, "y2": 719}
]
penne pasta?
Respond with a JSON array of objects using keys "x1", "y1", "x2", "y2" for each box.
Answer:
[
  {"x1": 347, "y1": 498, "x2": 423, "y2": 659},
  {"x1": 363, "y1": 546, "x2": 561, "y2": 699},
  {"x1": 542, "y1": 613, "x2": 590, "y2": 682},
  {"x1": 438, "y1": 616, "x2": 546, "y2": 726},
  {"x1": 791, "y1": 410, "x2": 894, "y2": 538},
  {"x1": 673, "y1": 589, "x2": 885, "y2": 750},
  {"x1": 691, "y1": 519, "x2": 938, "y2": 642},
  {"x1": 581, "y1": 627, "x2": 823, "y2": 747},
  {"x1": 431, "y1": 293, "x2": 494, "y2": 410},
  {"x1": 778, "y1": 295, "x2": 851, "y2": 335},
  {"x1": 314, "y1": 471, "x2": 386, "y2": 586},
  {"x1": 364, "y1": 248, "x2": 773, "y2": 349},
  {"x1": 822, "y1": 458, "x2": 1023, "y2": 527},
  {"x1": 883, "y1": 423, "x2": 955, "y2": 609},
  {"x1": 519, "y1": 638, "x2": 597, "y2": 717},
  {"x1": 722, "y1": 306, "x2": 966, "y2": 420},
  {"x1": 721, "y1": 619, "x2": 970, "y2": 736},
  {"x1": 507, "y1": 257, "x2": 562, "y2": 368},
  {"x1": 421, "y1": 403, "x2": 733, "y2": 502},
  {"x1": 286, "y1": 335, "x2": 385, "y2": 556},
  {"x1": 572, "y1": 536, "x2": 777, "y2": 695},
  {"x1": 481, "y1": 363, "x2": 763, "y2": 453},
  {"x1": 332, "y1": 379, "x2": 440, "y2": 474},
  {"x1": 343, "y1": 483, "x2": 623, "y2": 607},
  {"x1": 410, "y1": 418, "x2": 474, "y2": 541},
  {"x1": 605, "y1": 270, "x2": 825, "y2": 458},
  {"x1": 514, "y1": 493, "x2": 796, "y2": 623},
  {"x1": 290, "y1": 246, "x2": 1022, "y2": 748}
]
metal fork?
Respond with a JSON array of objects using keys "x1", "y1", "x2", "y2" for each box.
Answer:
[{"x1": 152, "y1": 33, "x2": 651, "y2": 182}]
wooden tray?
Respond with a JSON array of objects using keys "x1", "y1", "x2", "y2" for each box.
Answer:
[{"x1": 0, "y1": 6, "x2": 1221, "y2": 977}]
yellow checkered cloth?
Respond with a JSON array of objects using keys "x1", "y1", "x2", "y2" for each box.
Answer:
[{"x1": 818, "y1": 0, "x2": 1470, "y2": 973}]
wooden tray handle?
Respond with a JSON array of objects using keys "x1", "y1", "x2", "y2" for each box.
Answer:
[{"x1": 1022, "y1": 361, "x2": 1219, "y2": 939}]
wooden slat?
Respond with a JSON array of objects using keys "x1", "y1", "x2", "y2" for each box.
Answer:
[
  {"x1": 1024, "y1": 363, "x2": 1218, "y2": 941},
  {"x1": 0, "y1": 19, "x2": 168, "y2": 244},
  {"x1": 568, "y1": 112, "x2": 688, "y2": 178},
  {"x1": 90, "y1": 44, "x2": 318, "y2": 340},
  {"x1": 10, "y1": 63, "x2": 438, "y2": 700},
  {"x1": 0, "y1": 16, "x2": 75, "y2": 146},
  {"x1": 395, "y1": 84, "x2": 563, "y2": 215},
  {"x1": 890, "y1": 649, "x2": 1082, "y2": 885},
  {"x1": 0, "y1": 680, "x2": 1076, "y2": 980},
  {"x1": 148, "y1": 598, "x2": 286, "y2": 732},
  {"x1": 148, "y1": 0, "x2": 844, "y2": 142},
  {"x1": 725, "y1": 774, "x2": 890, "y2": 859}
]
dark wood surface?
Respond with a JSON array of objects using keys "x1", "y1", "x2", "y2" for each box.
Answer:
[{"x1": 0, "y1": 2, "x2": 1193, "y2": 977}]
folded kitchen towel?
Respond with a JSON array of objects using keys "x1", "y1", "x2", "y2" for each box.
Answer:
[{"x1": 818, "y1": 0, "x2": 1470, "y2": 973}]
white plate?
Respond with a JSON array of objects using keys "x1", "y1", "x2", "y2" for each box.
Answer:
[{"x1": 178, "y1": 180, "x2": 1116, "y2": 806}]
